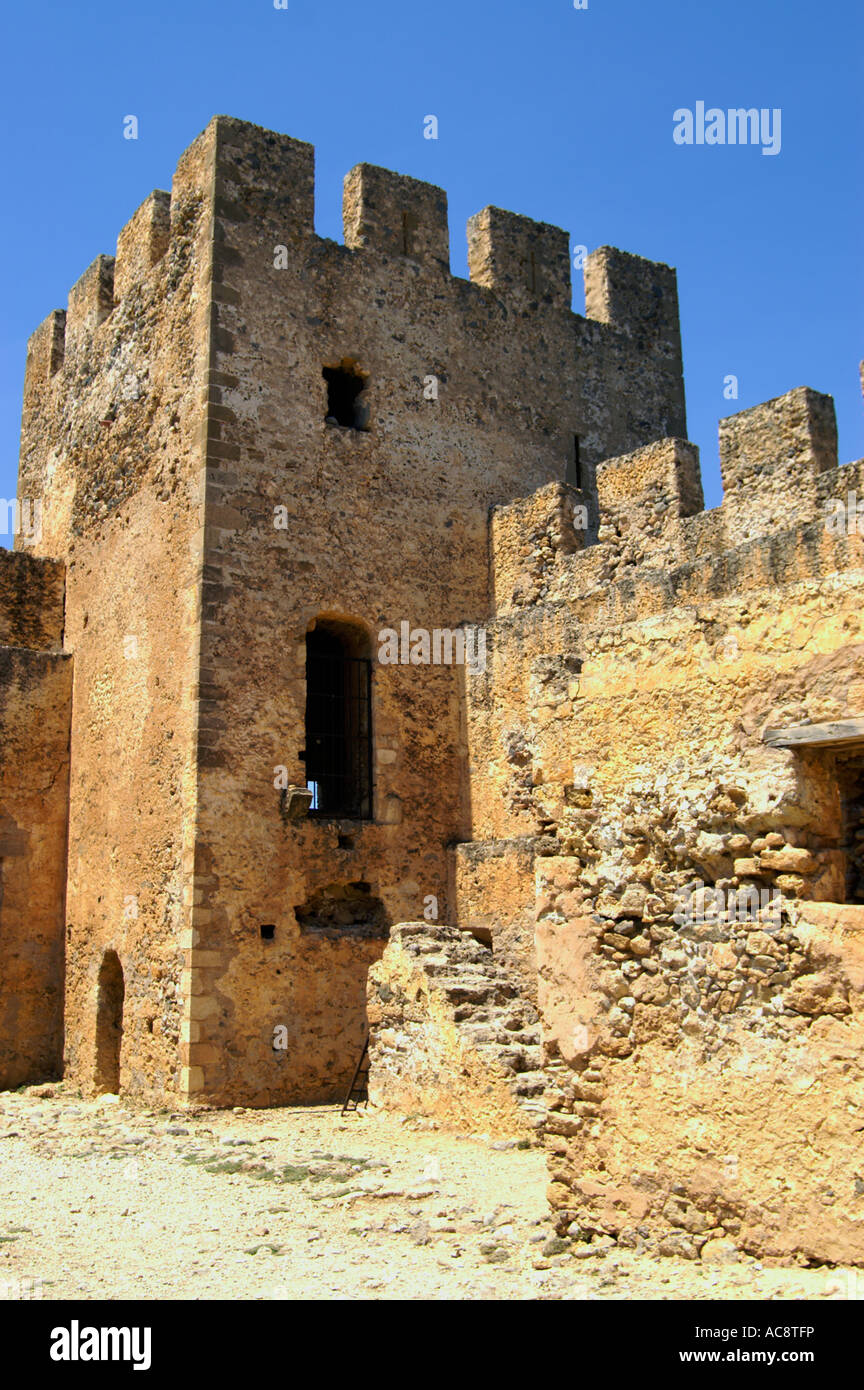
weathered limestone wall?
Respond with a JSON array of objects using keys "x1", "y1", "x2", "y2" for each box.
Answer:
[
  {"x1": 719, "y1": 387, "x2": 838, "y2": 544},
  {"x1": 539, "y1": 900, "x2": 864, "y2": 1264},
  {"x1": 176, "y1": 116, "x2": 688, "y2": 1106},
  {"x1": 14, "y1": 136, "x2": 212, "y2": 1101},
  {"x1": 467, "y1": 388, "x2": 864, "y2": 1262},
  {"x1": 0, "y1": 549, "x2": 71, "y2": 1087}
]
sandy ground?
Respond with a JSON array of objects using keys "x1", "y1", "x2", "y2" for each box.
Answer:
[{"x1": 0, "y1": 1084, "x2": 859, "y2": 1302}]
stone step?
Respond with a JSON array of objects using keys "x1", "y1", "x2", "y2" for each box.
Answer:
[
  {"x1": 441, "y1": 980, "x2": 517, "y2": 1005},
  {"x1": 511, "y1": 1071, "x2": 547, "y2": 1098},
  {"x1": 460, "y1": 1023, "x2": 540, "y2": 1048},
  {"x1": 422, "y1": 960, "x2": 495, "y2": 979}
]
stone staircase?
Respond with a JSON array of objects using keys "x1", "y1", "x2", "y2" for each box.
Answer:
[{"x1": 367, "y1": 922, "x2": 547, "y2": 1138}]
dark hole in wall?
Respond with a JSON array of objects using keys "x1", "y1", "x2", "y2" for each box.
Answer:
[
  {"x1": 565, "y1": 434, "x2": 582, "y2": 490},
  {"x1": 323, "y1": 359, "x2": 369, "y2": 430},
  {"x1": 574, "y1": 435, "x2": 582, "y2": 489},
  {"x1": 294, "y1": 883, "x2": 388, "y2": 938},
  {"x1": 260, "y1": 923, "x2": 276, "y2": 940}
]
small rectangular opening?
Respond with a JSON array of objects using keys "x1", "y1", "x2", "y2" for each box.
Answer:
[{"x1": 323, "y1": 359, "x2": 370, "y2": 431}]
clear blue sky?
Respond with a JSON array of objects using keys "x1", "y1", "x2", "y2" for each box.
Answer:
[{"x1": 1, "y1": 0, "x2": 861, "y2": 520}]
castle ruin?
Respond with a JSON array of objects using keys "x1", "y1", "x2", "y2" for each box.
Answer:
[{"x1": 3, "y1": 116, "x2": 863, "y2": 1266}]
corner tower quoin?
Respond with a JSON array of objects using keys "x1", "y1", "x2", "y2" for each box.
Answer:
[
  {"x1": 14, "y1": 121, "x2": 222, "y2": 1105},
  {"x1": 11, "y1": 114, "x2": 689, "y2": 1108}
]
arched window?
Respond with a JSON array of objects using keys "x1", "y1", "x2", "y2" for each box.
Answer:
[{"x1": 304, "y1": 619, "x2": 373, "y2": 820}]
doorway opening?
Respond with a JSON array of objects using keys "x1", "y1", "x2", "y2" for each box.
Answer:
[{"x1": 94, "y1": 949, "x2": 125, "y2": 1094}]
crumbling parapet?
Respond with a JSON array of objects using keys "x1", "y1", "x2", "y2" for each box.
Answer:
[
  {"x1": 594, "y1": 436, "x2": 704, "y2": 572},
  {"x1": 489, "y1": 376, "x2": 863, "y2": 630}
]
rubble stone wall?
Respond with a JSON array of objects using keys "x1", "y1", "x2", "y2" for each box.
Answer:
[{"x1": 466, "y1": 392, "x2": 864, "y2": 1262}]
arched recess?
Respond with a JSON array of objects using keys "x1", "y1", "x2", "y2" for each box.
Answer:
[{"x1": 94, "y1": 949, "x2": 125, "y2": 1094}]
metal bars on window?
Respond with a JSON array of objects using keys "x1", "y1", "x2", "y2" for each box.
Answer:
[{"x1": 305, "y1": 646, "x2": 373, "y2": 820}]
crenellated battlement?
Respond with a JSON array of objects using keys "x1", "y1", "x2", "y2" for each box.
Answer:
[
  {"x1": 21, "y1": 115, "x2": 685, "y2": 419},
  {"x1": 23, "y1": 189, "x2": 172, "y2": 391},
  {"x1": 585, "y1": 245, "x2": 683, "y2": 357},
  {"x1": 65, "y1": 254, "x2": 115, "y2": 362},
  {"x1": 23, "y1": 309, "x2": 65, "y2": 396},
  {"x1": 718, "y1": 385, "x2": 839, "y2": 542},
  {"x1": 21, "y1": 112, "x2": 855, "y2": 621},
  {"x1": 492, "y1": 371, "x2": 864, "y2": 623}
]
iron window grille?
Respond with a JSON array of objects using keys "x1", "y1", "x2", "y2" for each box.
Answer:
[{"x1": 305, "y1": 635, "x2": 373, "y2": 820}]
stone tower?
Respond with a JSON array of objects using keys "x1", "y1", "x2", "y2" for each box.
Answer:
[{"x1": 2, "y1": 115, "x2": 687, "y2": 1106}]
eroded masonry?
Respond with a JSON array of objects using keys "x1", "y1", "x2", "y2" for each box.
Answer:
[{"x1": 3, "y1": 115, "x2": 863, "y2": 1265}]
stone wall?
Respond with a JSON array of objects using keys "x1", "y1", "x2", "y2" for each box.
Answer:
[
  {"x1": 10, "y1": 113, "x2": 689, "y2": 1108},
  {"x1": 15, "y1": 108, "x2": 861, "y2": 1235},
  {"x1": 464, "y1": 385, "x2": 864, "y2": 1263},
  {"x1": 453, "y1": 837, "x2": 541, "y2": 1003},
  {"x1": 0, "y1": 550, "x2": 71, "y2": 1086},
  {"x1": 0, "y1": 552, "x2": 65, "y2": 650}
]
